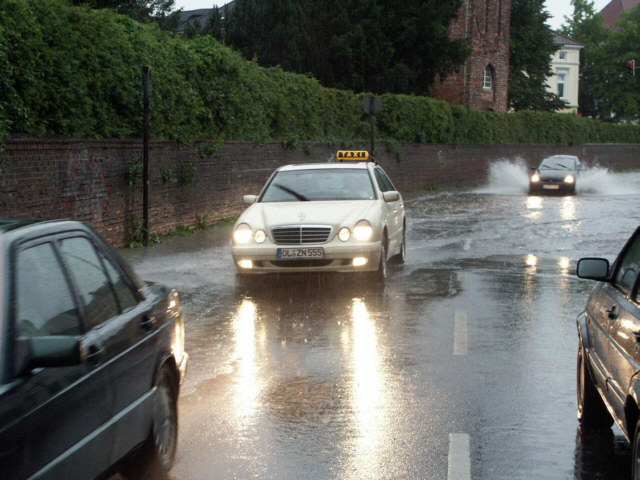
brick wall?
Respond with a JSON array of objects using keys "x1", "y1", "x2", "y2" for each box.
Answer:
[
  {"x1": 1, "y1": 138, "x2": 637, "y2": 246},
  {"x1": 431, "y1": 0, "x2": 512, "y2": 112}
]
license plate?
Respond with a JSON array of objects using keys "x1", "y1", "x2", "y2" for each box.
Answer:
[
  {"x1": 542, "y1": 184, "x2": 559, "y2": 190},
  {"x1": 277, "y1": 247, "x2": 324, "y2": 259}
]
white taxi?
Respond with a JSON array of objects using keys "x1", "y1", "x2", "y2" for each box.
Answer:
[{"x1": 231, "y1": 151, "x2": 405, "y2": 280}]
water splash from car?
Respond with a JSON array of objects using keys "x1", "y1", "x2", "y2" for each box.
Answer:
[
  {"x1": 476, "y1": 159, "x2": 640, "y2": 196},
  {"x1": 475, "y1": 158, "x2": 530, "y2": 194},
  {"x1": 576, "y1": 166, "x2": 640, "y2": 195}
]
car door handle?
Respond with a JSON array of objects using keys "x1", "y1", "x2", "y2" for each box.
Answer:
[
  {"x1": 85, "y1": 344, "x2": 105, "y2": 365},
  {"x1": 606, "y1": 306, "x2": 618, "y2": 320},
  {"x1": 141, "y1": 315, "x2": 156, "y2": 332}
]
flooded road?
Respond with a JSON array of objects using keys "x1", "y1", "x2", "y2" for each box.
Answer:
[{"x1": 125, "y1": 166, "x2": 640, "y2": 479}]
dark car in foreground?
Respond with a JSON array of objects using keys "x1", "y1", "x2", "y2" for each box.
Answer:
[
  {"x1": 576, "y1": 225, "x2": 640, "y2": 478},
  {"x1": 529, "y1": 155, "x2": 585, "y2": 195},
  {"x1": 0, "y1": 219, "x2": 188, "y2": 480}
]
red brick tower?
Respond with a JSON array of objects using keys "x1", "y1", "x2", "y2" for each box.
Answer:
[{"x1": 431, "y1": 0, "x2": 512, "y2": 112}]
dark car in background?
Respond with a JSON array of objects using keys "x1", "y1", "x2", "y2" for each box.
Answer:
[
  {"x1": 529, "y1": 155, "x2": 585, "y2": 195},
  {"x1": 0, "y1": 220, "x2": 188, "y2": 480},
  {"x1": 576, "y1": 225, "x2": 640, "y2": 479}
]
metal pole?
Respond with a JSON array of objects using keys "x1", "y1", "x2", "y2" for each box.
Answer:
[
  {"x1": 370, "y1": 113, "x2": 375, "y2": 156},
  {"x1": 369, "y1": 97, "x2": 375, "y2": 155},
  {"x1": 142, "y1": 66, "x2": 151, "y2": 246}
]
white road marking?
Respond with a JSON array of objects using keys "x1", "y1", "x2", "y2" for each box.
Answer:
[
  {"x1": 454, "y1": 310, "x2": 468, "y2": 355},
  {"x1": 463, "y1": 239, "x2": 473, "y2": 251},
  {"x1": 448, "y1": 433, "x2": 471, "y2": 480}
]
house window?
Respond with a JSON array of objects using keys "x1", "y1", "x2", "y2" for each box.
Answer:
[
  {"x1": 559, "y1": 51, "x2": 567, "y2": 60},
  {"x1": 483, "y1": 66, "x2": 494, "y2": 90},
  {"x1": 557, "y1": 73, "x2": 567, "y2": 99}
]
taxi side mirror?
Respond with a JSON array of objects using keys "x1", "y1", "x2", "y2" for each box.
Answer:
[
  {"x1": 382, "y1": 191, "x2": 400, "y2": 203},
  {"x1": 243, "y1": 195, "x2": 258, "y2": 205},
  {"x1": 576, "y1": 258, "x2": 610, "y2": 281}
]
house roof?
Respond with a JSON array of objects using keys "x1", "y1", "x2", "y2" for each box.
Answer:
[
  {"x1": 552, "y1": 31, "x2": 584, "y2": 48},
  {"x1": 176, "y1": 2, "x2": 234, "y2": 33},
  {"x1": 600, "y1": 0, "x2": 640, "y2": 29}
]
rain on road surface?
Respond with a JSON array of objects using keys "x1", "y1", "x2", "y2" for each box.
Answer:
[{"x1": 124, "y1": 163, "x2": 640, "y2": 479}]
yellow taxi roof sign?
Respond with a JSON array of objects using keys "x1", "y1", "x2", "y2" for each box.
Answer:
[{"x1": 336, "y1": 150, "x2": 370, "y2": 161}]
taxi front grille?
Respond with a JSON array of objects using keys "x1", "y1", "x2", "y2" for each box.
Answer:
[{"x1": 271, "y1": 226, "x2": 332, "y2": 245}]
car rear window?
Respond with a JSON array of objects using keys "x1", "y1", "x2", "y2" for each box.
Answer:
[{"x1": 261, "y1": 169, "x2": 375, "y2": 202}]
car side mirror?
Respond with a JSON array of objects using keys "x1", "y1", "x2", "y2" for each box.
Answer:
[
  {"x1": 243, "y1": 195, "x2": 258, "y2": 205},
  {"x1": 13, "y1": 336, "x2": 82, "y2": 377},
  {"x1": 382, "y1": 191, "x2": 400, "y2": 203},
  {"x1": 576, "y1": 258, "x2": 610, "y2": 281}
]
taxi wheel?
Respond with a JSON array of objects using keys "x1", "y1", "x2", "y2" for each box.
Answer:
[
  {"x1": 391, "y1": 225, "x2": 406, "y2": 265},
  {"x1": 376, "y1": 240, "x2": 388, "y2": 281},
  {"x1": 577, "y1": 345, "x2": 613, "y2": 430}
]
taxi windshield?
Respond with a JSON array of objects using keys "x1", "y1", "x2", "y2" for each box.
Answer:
[{"x1": 261, "y1": 169, "x2": 376, "y2": 202}]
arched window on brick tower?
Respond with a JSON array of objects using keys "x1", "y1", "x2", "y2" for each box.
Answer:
[{"x1": 483, "y1": 65, "x2": 495, "y2": 91}]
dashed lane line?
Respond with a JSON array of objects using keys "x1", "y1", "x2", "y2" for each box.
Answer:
[
  {"x1": 454, "y1": 310, "x2": 468, "y2": 355},
  {"x1": 448, "y1": 433, "x2": 471, "y2": 480}
]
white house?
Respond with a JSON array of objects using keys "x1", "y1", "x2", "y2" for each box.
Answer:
[{"x1": 547, "y1": 32, "x2": 584, "y2": 114}]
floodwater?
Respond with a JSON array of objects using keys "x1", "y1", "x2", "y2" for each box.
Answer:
[{"x1": 123, "y1": 165, "x2": 640, "y2": 479}]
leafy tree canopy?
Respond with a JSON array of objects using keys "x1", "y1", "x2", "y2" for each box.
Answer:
[
  {"x1": 72, "y1": 0, "x2": 180, "y2": 29},
  {"x1": 509, "y1": 0, "x2": 566, "y2": 111},
  {"x1": 1, "y1": 0, "x2": 638, "y2": 145},
  {"x1": 561, "y1": 0, "x2": 640, "y2": 121},
  {"x1": 223, "y1": 0, "x2": 470, "y2": 96}
]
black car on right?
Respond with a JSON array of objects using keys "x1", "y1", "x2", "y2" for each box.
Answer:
[
  {"x1": 576, "y1": 225, "x2": 640, "y2": 478},
  {"x1": 529, "y1": 155, "x2": 585, "y2": 195}
]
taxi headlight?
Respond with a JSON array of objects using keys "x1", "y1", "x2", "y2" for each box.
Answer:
[
  {"x1": 233, "y1": 223, "x2": 252, "y2": 244},
  {"x1": 564, "y1": 174, "x2": 575, "y2": 184},
  {"x1": 254, "y1": 229, "x2": 266, "y2": 244},
  {"x1": 338, "y1": 227, "x2": 351, "y2": 242},
  {"x1": 353, "y1": 220, "x2": 373, "y2": 241},
  {"x1": 531, "y1": 174, "x2": 540, "y2": 183}
]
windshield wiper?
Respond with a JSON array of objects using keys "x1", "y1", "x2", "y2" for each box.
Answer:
[
  {"x1": 274, "y1": 184, "x2": 309, "y2": 201},
  {"x1": 552, "y1": 163, "x2": 571, "y2": 170}
]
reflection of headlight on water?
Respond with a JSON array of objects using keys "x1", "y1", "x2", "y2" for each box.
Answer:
[
  {"x1": 525, "y1": 254, "x2": 538, "y2": 267},
  {"x1": 558, "y1": 257, "x2": 571, "y2": 272}
]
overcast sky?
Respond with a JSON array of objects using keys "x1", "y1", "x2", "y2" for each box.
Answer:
[{"x1": 172, "y1": 0, "x2": 613, "y2": 30}]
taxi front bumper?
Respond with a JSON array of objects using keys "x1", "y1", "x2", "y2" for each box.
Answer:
[{"x1": 232, "y1": 241, "x2": 382, "y2": 274}]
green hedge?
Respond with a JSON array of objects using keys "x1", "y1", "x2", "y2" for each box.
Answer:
[{"x1": 1, "y1": 0, "x2": 639, "y2": 146}]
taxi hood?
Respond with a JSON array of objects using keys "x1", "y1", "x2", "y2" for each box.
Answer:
[{"x1": 241, "y1": 201, "x2": 377, "y2": 229}]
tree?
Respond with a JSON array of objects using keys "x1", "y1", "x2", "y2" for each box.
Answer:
[
  {"x1": 509, "y1": 0, "x2": 566, "y2": 111},
  {"x1": 71, "y1": 0, "x2": 181, "y2": 29},
  {"x1": 561, "y1": 0, "x2": 640, "y2": 121},
  {"x1": 560, "y1": 0, "x2": 611, "y2": 118},
  {"x1": 601, "y1": 6, "x2": 640, "y2": 120},
  {"x1": 223, "y1": 0, "x2": 469, "y2": 95}
]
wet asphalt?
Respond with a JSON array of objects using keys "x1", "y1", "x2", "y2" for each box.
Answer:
[{"x1": 123, "y1": 166, "x2": 640, "y2": 479}]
